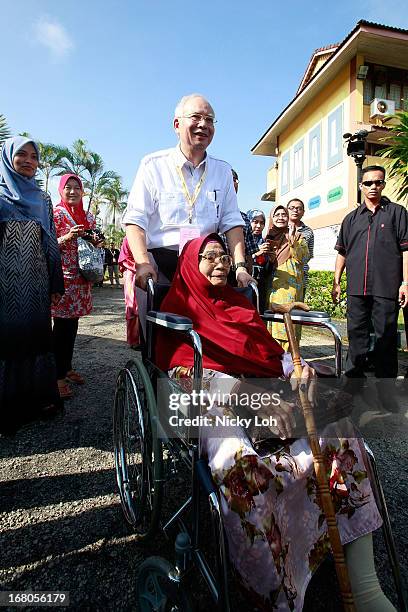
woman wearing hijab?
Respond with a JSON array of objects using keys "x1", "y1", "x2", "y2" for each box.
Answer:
[
  {"x1": 0, "y1": 136, "x2": 64, "y2": 433},
  {"x1": 156, "y1": 234, "x2": 393, "y2": 612},
  {"x1": 52, "y1": 174, "x2": 99, "y2": 399},
  {"x1": 266, "y1": 205, "x2": 310, "y2": 350},
  {"x1": 246, "y1": 209, "x2": 271, "y2": 311},
  {"x1": 118, "y1": 237, "x2": 140, "y2": 347},
  {"x1": 247, "y1": 209, "x2": 266, "y2": 248}
]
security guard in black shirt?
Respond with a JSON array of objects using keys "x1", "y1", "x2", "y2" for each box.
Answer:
[{"x1": 332, "y1": 166, "x2": 408, "y2": 397}]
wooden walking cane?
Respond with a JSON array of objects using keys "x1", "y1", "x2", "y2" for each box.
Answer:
[{"x1": 270, "y1": 302, "x2": 356, "y2": 611}]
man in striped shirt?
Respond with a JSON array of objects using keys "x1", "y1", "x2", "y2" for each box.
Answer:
[{"x1": 287, "y1": 198, "x2": 314, "y2": 298}]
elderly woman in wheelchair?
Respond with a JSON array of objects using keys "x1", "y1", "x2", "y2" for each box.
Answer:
[{"x1": 114, "y1": 234, "x2": 398, "y2": 611}]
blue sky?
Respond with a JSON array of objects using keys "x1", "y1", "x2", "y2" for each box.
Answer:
[{"x1": 2, "y1": 0, "x2": 408, "y2": 216}]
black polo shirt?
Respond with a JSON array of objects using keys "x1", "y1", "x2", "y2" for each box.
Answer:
[{"x1": 335, "y1": 198, "x2": 408, "y2": 298}]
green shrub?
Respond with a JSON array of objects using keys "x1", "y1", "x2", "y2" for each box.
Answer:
[{"x1": 304, "y1": 271, "x2": 347, "y2": 319}]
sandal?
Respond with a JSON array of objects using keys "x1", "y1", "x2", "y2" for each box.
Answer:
[
  {"x1": 58, "y1": 379, "x2": 73, "y2": 399},
  {"x1": 66, "y1": 370, "x2": 85, "y2": 385}
]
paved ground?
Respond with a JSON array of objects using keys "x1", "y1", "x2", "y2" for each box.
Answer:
[{"x1": 0, "y1": 285, "x2": 407, "y2": 611}]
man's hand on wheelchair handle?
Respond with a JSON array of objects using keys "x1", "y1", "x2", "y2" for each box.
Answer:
[
  {"x1": 135, "y1": 263, "x2": 158, "y2": 290},
  {"x1": 236, "y1": 268, "x2": 256, "y2": 288},
  {"x1": 290, "y1": 364, "x2": 317, "y2": 404}
]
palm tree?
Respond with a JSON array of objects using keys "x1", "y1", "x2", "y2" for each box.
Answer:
[
  {"x1": 101, "y1": 178, "x2": 129, "y2": 227},
  {"x1": 378, "y1": 111, "x2": 408, "y2": 202},
  {"x1": 58, "y1": 139, "x2": 91, "y2": 178},
  {"x1": 379, "y1": 111, "x2": 408, "y2": 351},
  {"x1": 0, "y1": 115, "x2": 11, "y2": 145},
  {"x1": 38, "y1": 143, "x2": 67, "y2": 194},
  {"x1": 82, "y1": 151, "x2": 119, "y2": 212},
  {"x1": 104, "y1": 224, "x2": 125, "y2": 244}
]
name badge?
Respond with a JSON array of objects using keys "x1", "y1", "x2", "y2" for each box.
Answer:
[{"x1": 179, "y1": 225, "x2": 200, "y2": 254}]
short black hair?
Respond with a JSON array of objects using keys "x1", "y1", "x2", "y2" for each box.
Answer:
[
  {"x1": 361, "y1": 165, "x2": 386, "y2": 179},
  {"x1": 287, "y1": 198, "x2": 305, "y2": 209},
  {"x1": 231, "y1": 169, "x2": 238, "y2": 180}
]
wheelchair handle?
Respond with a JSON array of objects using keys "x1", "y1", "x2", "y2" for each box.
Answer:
[
  {"x1": 248, "y1": 281, "x2": 260, "y2": 312},
  {"x1": 147, "y1": 276, "x2": 155, "y2": 295}
]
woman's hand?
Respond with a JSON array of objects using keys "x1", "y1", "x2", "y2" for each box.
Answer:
[
  {"x1": 290, "y1": 364, "x2": 317, "y2": 404},
  {"x1": 51, "y1": 293, "x2": 62, "y2": 305},
  {"x1": 255, "y1": 243, "x2": 272, "y2": 257},
  {"x1": 287, "y1": 224, "x2": 297, "y2": 245},
  {"x1": 256, "y1": 397, "x2": 297, "y2": 440},
  {"x1": 64, "y1": 224, "x2": 85, "y2": 241}
]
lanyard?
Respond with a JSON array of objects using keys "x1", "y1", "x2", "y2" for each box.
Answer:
[{"x1": 175, "y1": 164, "x2": 207, "y2": 223}]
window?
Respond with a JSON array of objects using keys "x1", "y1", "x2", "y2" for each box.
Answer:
[{"x1": 363, "y1": 63, "x2": 408, "y2": 110}]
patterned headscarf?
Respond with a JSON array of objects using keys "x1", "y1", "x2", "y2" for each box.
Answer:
[
  {"x1": 0, "y1": 136, "x2": 51, "y2": 246},
  {"x1": 246, "y1": 209, "x2": 266, "y2": 223},
  {"x1": 247, "y1": 209, "x2": 266, "y2": 247}
]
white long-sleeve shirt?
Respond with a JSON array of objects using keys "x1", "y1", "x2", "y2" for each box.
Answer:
[{"x1": 123, "y1": 146, "x2": 244, "y2": 250}]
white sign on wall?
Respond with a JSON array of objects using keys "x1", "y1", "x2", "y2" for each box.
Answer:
[
  {"x1": 327, "y1": 105, "x2": 343, "y2": 168},
  {"x1": 308, "y1": 123, "x2": 321, "y2": 179},
  {"x1": 281, "y1": 151, "x2": 290, "y2": 195},
  {"x1": 293, "y1": 139, "x2": 304, "y2": 188}
]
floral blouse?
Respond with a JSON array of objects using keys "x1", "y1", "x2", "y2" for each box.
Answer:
[{"x1": 51, "y1": 206, "x2": 95, "y2": 319}]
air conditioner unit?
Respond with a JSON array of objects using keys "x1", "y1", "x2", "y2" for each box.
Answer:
[{"x1": 370, "y1": 98, "x2": 395, "y2": 119}]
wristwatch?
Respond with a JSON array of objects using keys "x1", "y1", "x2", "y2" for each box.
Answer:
[{"x1": 234, "y1": 261, "x2": 248, "y2": 271}]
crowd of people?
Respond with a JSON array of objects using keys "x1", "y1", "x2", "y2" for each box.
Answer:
[{"x1": 1, "y1": 91, "x2": 407, "y2": 610}]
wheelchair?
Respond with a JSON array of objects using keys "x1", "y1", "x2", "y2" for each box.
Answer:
[{"x1": 113, "y1": 279, "x2": 407, "y2": 611}]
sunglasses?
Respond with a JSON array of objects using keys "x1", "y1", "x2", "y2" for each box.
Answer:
[{"x1": 361, "y1": 179, "x2": 385, "y2": 187}]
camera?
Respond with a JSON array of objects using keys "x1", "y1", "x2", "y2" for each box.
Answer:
[
  {"x1": 343, "y1": 130, "x2": 368, "y2": 159},
  {"x1": 82, "y1": 228, "x2": 105, "y2": 243}
]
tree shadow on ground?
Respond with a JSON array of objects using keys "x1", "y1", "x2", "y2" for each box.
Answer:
[{"x1": 0, "y1": 335, "x2": 136, "y2": 459}]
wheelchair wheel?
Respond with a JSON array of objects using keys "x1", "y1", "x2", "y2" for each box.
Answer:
[
  {"x1": 137, "y1": 556, "x2": 194, "y2": 612},
  {"x1": 113, "y1": 358, "x2": 163, "y2": 540}
]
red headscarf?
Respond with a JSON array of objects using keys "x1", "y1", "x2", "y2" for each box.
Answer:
[
  {"x1": 58, "y1": 173, "x2": 90, "y2": 229},
  {"x1": 156, "y1": 234, "x2": 284, "y2": 377}
]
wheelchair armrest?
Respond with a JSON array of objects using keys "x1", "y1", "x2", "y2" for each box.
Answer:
[
  {"x1": 262, "y1": 309, "x2": 331, "y2": 323},
  {"x1": 146, "y1": 310, "x2": 193, "y2": 331}
]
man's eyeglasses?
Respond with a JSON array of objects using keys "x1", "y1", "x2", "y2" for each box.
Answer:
[
  {"x1": 199, "y1": 252, "x2": 232, "y2": 266},
  {"x1": 287, "y1": 206, "x2": 303, "y2": 212},
  {"x1": 361, "y1": 179, "x2": 385, "y2": 187},
  {"x1": 181, "y1": 114, "x2": 217, "y2": 125}
]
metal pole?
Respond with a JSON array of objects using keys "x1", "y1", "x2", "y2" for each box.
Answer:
[{"x1": 355, "y1": 158, "x2": 364, "y2": 204}]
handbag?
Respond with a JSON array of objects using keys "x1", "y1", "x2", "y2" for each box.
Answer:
[{"x1": 77, "y1": 237, "x2": 104, "y2": 283}]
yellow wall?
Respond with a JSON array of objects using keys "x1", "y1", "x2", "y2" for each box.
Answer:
[
  {"x1": 266, "y1": 166, "x2": 278, "y2": 192},
  {"x1": 277, "y1": 63, "x2": 353, "y2": 230}
]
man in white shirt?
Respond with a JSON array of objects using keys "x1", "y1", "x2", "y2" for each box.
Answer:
[{"x1": 123, "y1": 94, "x2": 253, "y2": 291}]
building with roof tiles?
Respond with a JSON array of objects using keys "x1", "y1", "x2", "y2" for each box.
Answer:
[{"x1": 252, "y1": 20, "x2": 408, "y2": 269}]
